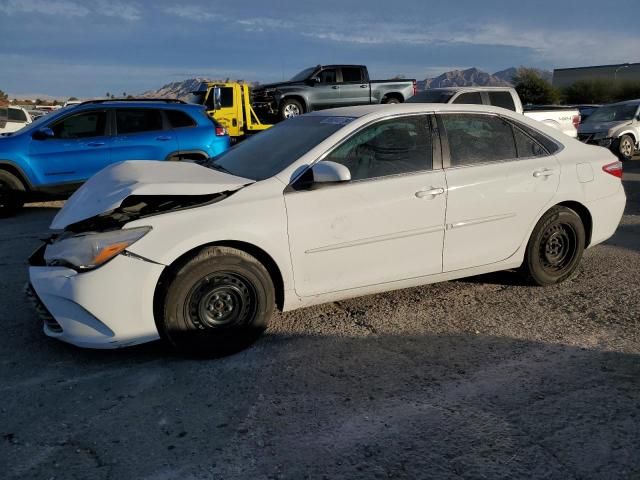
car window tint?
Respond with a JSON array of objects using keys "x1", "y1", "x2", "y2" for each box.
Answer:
[
  {"x1": 8, "y1": 108, "x2": 27, "y2": 122},
  {"x1": 442, "y1": 114, "x2": 516, "y2": 166},
  {"x1": 452, "y1": 92, "x2": 483, "y2": 105},
  {"x1": 488, "y1": 91, "x2": 516, "y2": 111},
  {"x1": 116, "y1": 109, "x2": 163, "y2": 134},
  {"x1": 510, "y1": 119, "x2": 560, "y2": 154},
  {"x1": 167, "y1": 110, "x2": 196, "y2": 128},
  {"x1": 341, "y1": 67, "x2": 363, "y2": 83},
  {"x1": 319, "y1": 69, "x2": 337, "y2": 83},
  {"x1": 51, "y1": 111, "x2": 107, "y2": 139},
  {"x1": 325, "y1": 115, "x2": 433, "y2": 181},
  {"x1": 513, "y1": 125, "x2": 546, "y2": 158}
]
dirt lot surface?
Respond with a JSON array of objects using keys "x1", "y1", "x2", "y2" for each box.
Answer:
[{"x1": 1, "y1": 162, "x2": 639, "y2": 480}]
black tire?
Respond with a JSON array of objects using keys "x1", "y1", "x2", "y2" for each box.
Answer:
[
  {"x1": 0, "y1": 170, "x2": 26, "y2": 218},
  {"x1": 521, "y1": 206, "x2": 585, "y2": 286},
  {"x1": 158, "y1": 246, "x2": 275, "y2": 357},
  {"x1": 382, "y1": 96, "x2": 401, "y2": 104},
  {"x1": 617, "y1": 134, "x2": 635, "y2": 161},
  {"x1": 279, "y1": 98, "x2": 303, "y2": 120}
]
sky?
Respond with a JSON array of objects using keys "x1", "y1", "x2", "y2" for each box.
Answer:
[{"x1": 1, "y1": 0, "x2": 639, "y2": 99}]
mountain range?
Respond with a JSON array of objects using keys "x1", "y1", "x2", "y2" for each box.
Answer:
[{"x1": 141, "y1": 67, "x2": 554, "y2": 98}]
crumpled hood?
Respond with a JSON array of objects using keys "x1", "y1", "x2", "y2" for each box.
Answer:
[
  {"x1": 51, "y1": 160, "x2": 253, "y2": 230},
  {"x1": 254, "y1": 81, "x2": 301, "y2": 91},
  {"x1": 579, "y1": 120, "x2": 631, "y2": 134}
]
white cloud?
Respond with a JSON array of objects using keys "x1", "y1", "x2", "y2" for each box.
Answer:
[
  {"x1": 0, "y1": 0, "x2": 141, "y2": 20},
  {"x1": 163, "y1": 5, "x2": 219, "y2": 22},
  {"x1": 95, "y1": 2, "x2": 141, "y2": 21},
  {"x1": 0, "y1": 0, "x2": 89, "y2": 17}
]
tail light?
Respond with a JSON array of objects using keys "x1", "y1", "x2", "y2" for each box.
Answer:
[
  {"x1": 215, "y1": 125, "x2": 227, "y2": 136},
  {"x1": 602, "y1": 160, "x2": 623, "y2": 178},
  {"x1": 412, "y1": 80, "x2": 417, "y2": 96},
  {"x1": 572, "y1": 114, "x2": 581, "y2": 129}
]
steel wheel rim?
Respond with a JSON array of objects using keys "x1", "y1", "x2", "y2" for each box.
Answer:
[
  {"x1": 186, "y1": 272, "x2": 257, "y2": 329},
  {"x1": 620, "y1": 138, "x2": 633, "y2": 157},
  {"x1": 539, "y1": 222, "x2": 577, "y2": 273},
  {"x1": 283, "y1": 104, "x2": 300, "y2": 118}
]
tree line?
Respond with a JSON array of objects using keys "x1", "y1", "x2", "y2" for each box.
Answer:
[{"x1": 513, "y1": 68, "x2": 640, "y2": 105}]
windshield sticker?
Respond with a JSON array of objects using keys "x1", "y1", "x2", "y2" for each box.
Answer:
[{"x1": 320, "y1": 116, "x2": 356, "y2": 125}]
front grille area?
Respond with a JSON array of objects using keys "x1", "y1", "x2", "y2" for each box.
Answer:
[{"x1": 25, "y1": 283, "x2": 63, "y2": 333}]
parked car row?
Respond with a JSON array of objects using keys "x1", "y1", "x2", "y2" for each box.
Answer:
[{"x1": 27, "y1": 102, "x2": 625, "y2": 356}]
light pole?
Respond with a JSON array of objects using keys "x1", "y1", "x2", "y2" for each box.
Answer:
[{"x1": 614, "y1": 63, "x2": 630, "y2": 81}]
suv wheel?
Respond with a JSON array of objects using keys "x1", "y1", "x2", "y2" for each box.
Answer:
[
  {"x1": 279, "y1": 99, "x2": 303, "y2": 120},
  {"x1": 0, "y1": 170, "x2": 26, "y2": 218}
]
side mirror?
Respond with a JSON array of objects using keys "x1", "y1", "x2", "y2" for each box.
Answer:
[
  {"x1": 212, "y1": 87, "x2": 222, "y2": 110},
  {"x1": 308, "y1": 76, "x2": 320, "y2": 85},
  {"x1": 32, "y1": 127, "x2": 55, "y2": 140},
  {"x1": 311, "y1": 161, "x2": 351, "y2": 184}
]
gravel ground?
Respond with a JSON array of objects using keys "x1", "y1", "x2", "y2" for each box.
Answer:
[{"x1": 1, "y1": 162, "x2": 639, "y2": 480}]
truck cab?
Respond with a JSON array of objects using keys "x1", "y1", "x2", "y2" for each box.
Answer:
[{"x1": 188, "y1": 82, "x2": 272, "y2": 141}]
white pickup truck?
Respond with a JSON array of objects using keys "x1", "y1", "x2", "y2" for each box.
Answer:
[
  {"x1": 0, "y1": 106, "x2": 33, "y2": 134},
  {"x1": 408, "y1": 87, "x2": 580, "y2": 138}
]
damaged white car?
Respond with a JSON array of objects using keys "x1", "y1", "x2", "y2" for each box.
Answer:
[{"x1": 28, "y1": 104, "x2": 626, "y2": 356}]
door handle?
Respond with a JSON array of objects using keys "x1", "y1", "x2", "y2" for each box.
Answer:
[
  {"x1": 86, "y1": 142, "x2": 105, "y2": 147},
  {"x1": 533, "y1": 169, "x2": 555, "y2": 178},
  {"x1": 360, "y1": 85, "x2": 367, "y2": 88},
  {"x1": 331, "y1": 85, "x2": 339, "y2": 90},
  {"x1": 155, "y1": 136, "x2": 172, "y2": 141},
  {"x1": 415, "y1": 187, "x2": 445, "y2": 198}
]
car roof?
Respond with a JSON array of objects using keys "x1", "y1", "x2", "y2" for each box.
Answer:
[
  {"x1": 307, "y1": 103, "x2": 517, "y2": 118},
  {"x1": 425, "y1": 86, "x2": 514, "y2": 92},
  {"x1": 72, "y1": 101, "x2": 203, "y2": 111},
  {"x1": 606, "y1": 99, "x2": 640, "y2": 107}
]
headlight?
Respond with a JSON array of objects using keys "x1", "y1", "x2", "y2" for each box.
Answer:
[{"x1": 44, "y1": 227, "x2": 151, "y2": 271}]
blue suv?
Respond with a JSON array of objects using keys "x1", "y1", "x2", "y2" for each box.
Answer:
[{"x1": 0, "y1": 99, "x2": 230, "y2": 216}]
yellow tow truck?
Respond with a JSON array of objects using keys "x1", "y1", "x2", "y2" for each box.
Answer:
[{"x1": 188, "y1": 82, "x2": 272, "y2": 142}]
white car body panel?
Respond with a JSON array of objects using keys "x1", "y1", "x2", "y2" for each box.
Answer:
[
  {"x1": 28, "y1": 103, "x2": 626, "y2": 349},
  {"x1": 0, "y1": 106, "x2": 33, "y2": 134},
  {"x1": 51, "y1": 160, "x2": 253, "y2": 230}
]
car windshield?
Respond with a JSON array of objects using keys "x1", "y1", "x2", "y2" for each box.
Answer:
[
  {"x1": 407, "y1": 90, "x2": 455, "y2": 103},
  {"x1": 289, "y1": 67, "x2": 317, "y2": 82},
  {"x1": 208, "y1": 116, "x2": 354, "y2": 181},
  {"x1": 585, "y1": 103, "x2": 639, "y2": 123}
]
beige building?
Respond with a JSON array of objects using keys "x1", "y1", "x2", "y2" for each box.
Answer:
[{"x1": 553, "y1": 62, "x2": 640, "y2": 88}]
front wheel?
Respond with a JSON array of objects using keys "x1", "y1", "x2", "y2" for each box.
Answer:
[
  {"x1": 0, "y1": 170, "x2": 25, "y2": 218},
  {"x1": 617, "y1": 134, "x2": 636, "y2": 161},
  {"x1": 279, "y1": 98, "x2": 303, "y2": 120},
  {"x1": 521, "y1": 206, "x2": 585, "y2": 286},
  {"x1": 158, "y1": 246, "x2": 275, "y2": 357}
]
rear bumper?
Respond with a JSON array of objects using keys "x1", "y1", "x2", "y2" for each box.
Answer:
[
  {"x1": 28, "y1": 252, "x2": 164, "y2": 349},
  {"x1": 586, "y1": 185, "x2": 626, "y2": 247}
]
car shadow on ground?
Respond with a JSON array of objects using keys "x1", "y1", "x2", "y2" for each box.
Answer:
[{"x1": 2, "y1": 329, "x2": 639, "y2": 480}]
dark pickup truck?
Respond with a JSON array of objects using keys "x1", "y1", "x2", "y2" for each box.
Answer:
[{"x1": 252, "y1": 65, "x2": 417, "y2": 120}]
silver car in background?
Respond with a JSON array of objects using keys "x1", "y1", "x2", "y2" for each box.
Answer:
[{"x1": 578, "y1": 100, "x2": 640, "y2": 160}]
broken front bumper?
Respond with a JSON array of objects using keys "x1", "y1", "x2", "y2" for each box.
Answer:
[{"x1": 28, "y1": 247, "x2": 165, "y2": 349}]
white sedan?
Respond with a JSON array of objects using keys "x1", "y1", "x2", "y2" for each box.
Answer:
[{"x1": 28, "y1": 104, "x2": 626, "y2": 355}]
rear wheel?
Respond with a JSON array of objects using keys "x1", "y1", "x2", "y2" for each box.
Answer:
[
  {"x1": 0, "y1": 170, "x2": 25, "y2": 218},
  {"x1": 382, "y1": 96, "x2": 401, "y2": 104},
  {"x1": 279, "y1": 98, "x2": 303, "y2": 120},
  {"x1": 521, "y1": 206, "x2": 585, "y2": 286},
  {"x1": 617, "y1": 134, "x2": 635, "y2": 161},
  {"x1": 158, "y1": 246, "x2": 275, "y2": 357}
]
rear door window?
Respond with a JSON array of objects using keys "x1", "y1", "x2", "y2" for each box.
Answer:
[
  {"x1": 452, "y1": 92, "x2": 483, "y2": 105},
  {"x1": 341, "y1": 67, "x2": 364, "y2": 83},
  {"x1": 441, "y1": 114, "x2": 516, "y2": 166},
  {"x1": 51, "y1": 111, "x2": 108, "y2": 139},
  {"x1": 488, "y1": 91, "x2": 516, "y2": 111},
  {"x1": 167, "y1": 110, "x2": 196, "y2": 128},
  {"x1": 116, "y1": 109, "x2": 163, "y2": 134}
]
